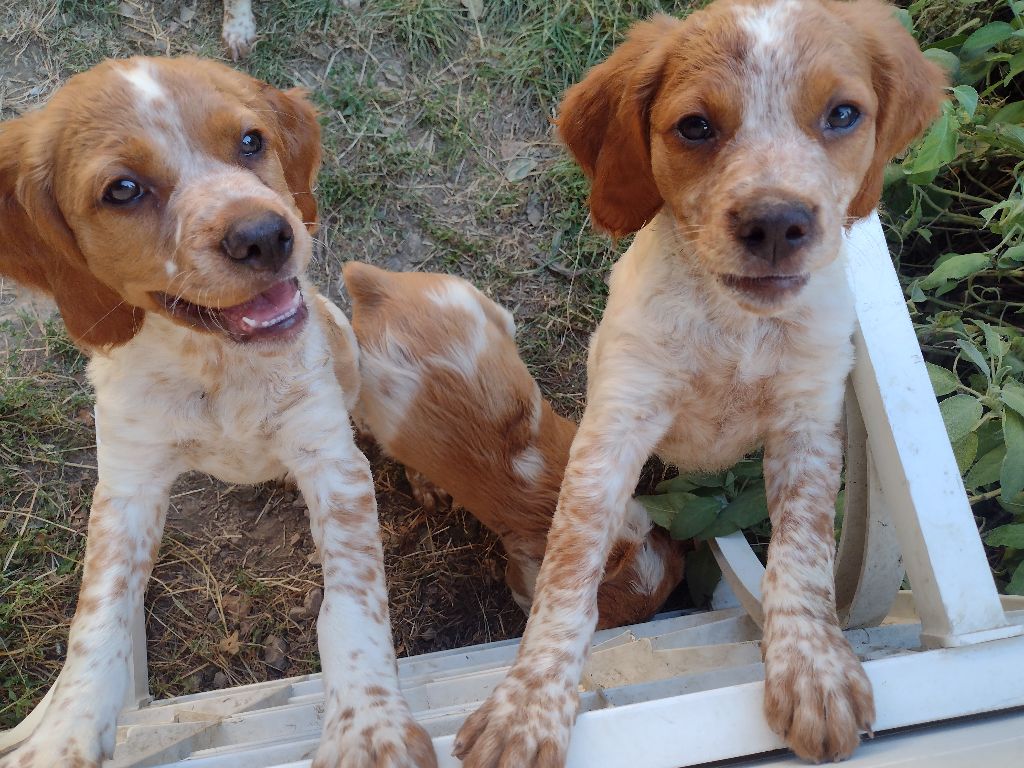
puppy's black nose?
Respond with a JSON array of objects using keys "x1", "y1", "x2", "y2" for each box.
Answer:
[
  {"x1": 734, "y1": 202, "x2": 815, "y2": 265},
  {"x1": 221, "y1": 212, "x2": 294, "y2": 272}
]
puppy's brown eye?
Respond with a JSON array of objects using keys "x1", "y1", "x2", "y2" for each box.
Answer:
[
  {"x1": 103, "y1": 178, "x2": 144, "y2": 205},
  {"x1": 240, "y1": 130, "x2": 263, "y2": 157},
  {"x1": 677, "y1": 115, "x2": 714, "y2": 142},
  {"x1": 826, "y1": 104, "x2": 860, "y2": 131}
]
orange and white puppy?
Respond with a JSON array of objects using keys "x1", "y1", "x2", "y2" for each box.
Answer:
[
  {"x1": 0, "y1": 58, "x2": 434, "y2": 768},
  {"x1": 454, "y1": 1, "x2": 946, "y2": 766},
  {"x1": 344, "y1": 263, "x2": 685, "y2": 629}
]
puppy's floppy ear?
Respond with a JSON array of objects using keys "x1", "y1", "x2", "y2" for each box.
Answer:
[
  {"x1": 262, "y1": 85, "x2": 322, "y2": 233},
  {"x1": 557, "y1": 15, "x2": 680, "y2": 238},
  {"x1": 0, "y1": 114, "x2": 143, "y2": 350},
  {"x1": 832, "y1": 0, "x2": 948, "y2": 220}
]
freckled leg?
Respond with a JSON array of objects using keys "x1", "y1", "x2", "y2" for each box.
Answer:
[
  {"x1": 455, "y1": 370, "x2": 672, "y2": 768},
  {"x1": 0, "y1": 482, "x2": 171, "y2": 768},
  {"x1": 221, "y1": 0, "x2": 257, "y2": 60},
  {"x1": 761, "y1": 426, "x2": 875, "y2": 762},
  {"x1": 282, "y1": 409, "x2": 436, "y2": 768}
]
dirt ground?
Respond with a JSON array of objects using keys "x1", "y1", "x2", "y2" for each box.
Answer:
[{"x1": 2, "y1": 0, "x2": 698, "y2": 726}]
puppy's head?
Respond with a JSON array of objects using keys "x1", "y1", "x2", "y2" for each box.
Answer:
[
  {"x1": 558, "y1": 0, "x2": 946, "y2": 314},
  {"x1": 0, "y1": 56, "x2": 321, "y2": 349}
]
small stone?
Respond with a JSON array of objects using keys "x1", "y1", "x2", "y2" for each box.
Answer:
[
  {"x1": 288, "y1": 605, "x2": 307, "y2": 622},
  {"x1": 212, "y1": 671, "x2": 228, "y2": 688},
  {"x1": 303, "y1": 587, "x2": 323, "y2": 617},
  {"x1": 527, "y1": 196, "x2": 543, "y2": 227},
  {"x1": 263, "y1": 635, "x2": 289, "y2": 672}
]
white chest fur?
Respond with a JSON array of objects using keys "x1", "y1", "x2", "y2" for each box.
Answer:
[{"x1": 88, "y1": 305, "x2": 341, "y2": 486}]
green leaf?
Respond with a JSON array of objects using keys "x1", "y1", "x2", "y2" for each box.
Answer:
[
  {"x1": 730, "y1": 459, "x2": 763, "y2": 480},
  {"x1": 892, "y1": 7, "x2": 912, "y2": 34},
  {"x1": 638, "y1": 492, "x2": 726, "y2": 539},
  {"x1": 1001, "y1": 379, "x2": 1024, "y2": 418},
  {"x1": 939, "y1": 394, "x2": 983, "y2": 445},
  {"x1": 903, "y1": 110, "x2": 958, "y2": 174},
  {"x1": 1006, "y1": 561, "x2": 1024, "y2": 596},
  {"x1": 989, "y1": 100, "x2": 1024, "y2": 126},
  {"x1": 985, "y1": 523, "x2": 1024, "y2": 548},
  {"x1": 697, "y1": 486, "x2": 769, "y2": 540},
  {"x1": 966, "y1": 445, "x2": 1007, "y2": 489},
  {"x1": 1001, "y1": 409, "x2": 1024, "y2": 502},
  {"x1": 953, "y1": 431, "x2": 979, "y2": 475},
  {"x1": 670, "y1": 495, "x2": 725, "y2": 540},
  {"x1": 925, "y1": 362, "x2": 960, "y2": 397},
  {"x1": 654, "y1": 475, "x2": 698, "y2": 494},
  {"x1": 918, "y1": 253, "x2": 991, "y2": 291},
  {"x1": 975, "y1": 321, "x2": 1006, "y2": 365},
  {"x1": 504, "y1": 157, "x2": 537, "y2": 182},
  {"x1": 923, "y1": 48, "x2": 960, "y2": 80},
  {"x1": 637, "y1": 492, "x2": 692, "y2": 530},
  {"x1": 685, "y1": 542, "x2": 722, "y2": 608},
  {"x1": 951, "y1": 85, "x2": 978, "y2": 118},
  {"x1": 961, "y1": 21, "x2": 1014, "y2": 60},
  {"x1": 957, "y1": 338, "x2": 992, "y2": 381},
  {"x1": 999, "y1": 244, "x2": 1024, "y2": 268}
]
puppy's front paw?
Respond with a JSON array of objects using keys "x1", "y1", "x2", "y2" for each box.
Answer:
[
  {"x1": 454, "y1": 673, "x2": 576, "y2": 768},
  {"x1": 221, "y1": 10, "x2": 257, "y2": 60},
  {"x1": 0, "y1": 730, "x2": 106, "y2": 768},
  {"x1": 405, "y1": 468, "x2": 451, "y2": 514},
  {"x1": 312, "y1": 697, "x2": 436, "y2": 768},
  {"x1": 763, "y1": 626, "x2": 875, "y2": 762}
]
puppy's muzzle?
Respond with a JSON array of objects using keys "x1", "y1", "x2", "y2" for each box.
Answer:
[
  {"x1": 733, "y1": 201, "x2": 817, "y2": 267},
  {"x1": 221, "y1": 211, "x2": 294, "y2": 273}
]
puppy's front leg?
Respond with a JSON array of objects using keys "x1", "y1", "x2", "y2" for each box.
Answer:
[
  {"x1": 278, "y1": 395, "x2": 436, "y2": 768},
  {"x1": 0, "y1": 475, "x2": 173, "y2": 768},
  {"x1": 761, "y1": 422, "x2": 875, "y2": 762},
  {"x1": 455, "y1": 357, "x2": 673, "y2": 768}
]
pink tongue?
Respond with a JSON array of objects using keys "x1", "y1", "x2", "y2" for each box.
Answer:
[{"x1": 219, "y1": 280, "x2": 298, "y2": 335}]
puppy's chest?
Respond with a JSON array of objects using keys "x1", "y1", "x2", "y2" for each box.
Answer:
[
  {"x1": 657, "y1": 353, "x2": 776, "y2": 471},
  {"x1": 94, "y1": 338, "x2": 321, "y2": 484},
  {"x1": 171, "y1": 380, "x2": 296, "y2": 481}
]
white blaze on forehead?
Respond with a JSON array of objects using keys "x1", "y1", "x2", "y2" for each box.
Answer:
[
  {"x1": 120, "y1": 62, "x2": 166, "y2": 102},
  {"x1": 730, "y1": 0, "x2": 818, "y2": 178},
  {"x1": 736, "y1": 0, "x2": 801, "y2": 50}
]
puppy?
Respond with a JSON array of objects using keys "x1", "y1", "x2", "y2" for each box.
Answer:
[
  {"x1": 344, "y1": 263, "x2": 685, "y2": 629},
  {"x1": 0, "y1": 57, "x2": 435, "y2": 768},
  {"x1": 453, "y1": 1, "x2": 946, "y2": 765}
]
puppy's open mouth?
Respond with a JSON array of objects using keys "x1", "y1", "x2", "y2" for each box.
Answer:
[
  {"x1": 153, "y1": 278, "x2": 308, "y2": 343},
  {"x1": 720, "y1": 274, "x2": 809, "y2": 302}
]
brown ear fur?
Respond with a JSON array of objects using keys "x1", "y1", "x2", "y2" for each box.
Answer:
[
  {"x1": 832, "y1": 0, "x2": 948, "y2": 220},
  {"x1": 0, "y1": 115, "x2": 143, "y2": 350},
  {"x1": 262, "y1": 86, "x2": 322, "y2": 233},
  {"x1": 556, "y1": 15, "x2": 681, "y2": 238}
]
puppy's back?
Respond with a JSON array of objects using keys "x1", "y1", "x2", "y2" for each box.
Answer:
[{"x1": 345, "y1": 262, "x2": 683, "y2": 626}]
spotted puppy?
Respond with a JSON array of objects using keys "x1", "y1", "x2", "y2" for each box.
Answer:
[
  {"x1": 454, "y1": 0, "x2": 946, "y2": 765},
  {"x1": 344, "y1": 262, "x2": 685, "y2": 629},
  {"x1": 0, "y1": 57, "x2": 435, "y2": 768}
]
